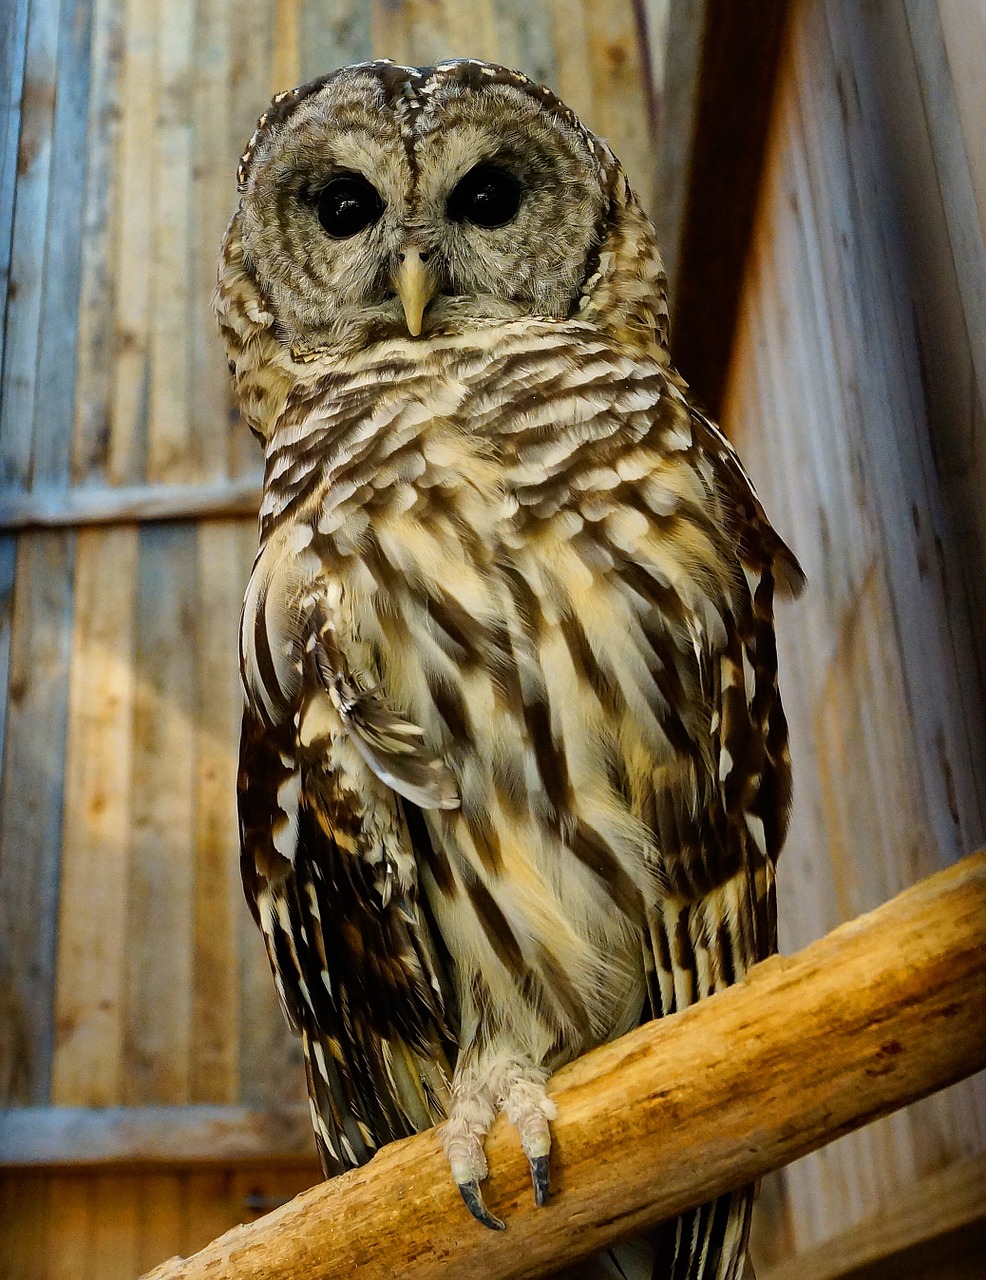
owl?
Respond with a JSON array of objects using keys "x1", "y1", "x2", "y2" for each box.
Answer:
[{"x1": 216, "y1": 59, "x2": 804, "y2": 1279}]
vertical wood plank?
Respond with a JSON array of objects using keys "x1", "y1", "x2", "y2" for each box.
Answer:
[
  {"x1": 190, "y1": 522, "x2": 244, "y2": 1105},
  {"x1": 52, "y1": 526, "x2": 137, "y2": 1106},
  {"x1": 0, "y1": 0, "x2": 63, "y2": 491},
  {"x1": 369, "y1": 0, "x2": 411, "y2": 65},
  {"x1": 402, "y1": 0, "x2": 457, "y2": 65},
  {"x1": 182, "y1": 1170, "x2": 238, "y2": 1261},
  {"x1": 271, "y1": 0, "x2": 300, "y2": 92},
  {"x1": 46, "y1": 1173, "x2": 94, "y2": 1280},
  {"x1": 546, "y1": 0, "x2": 595, "y2": 131},
  {"x1": 0, "y1": 0, "x2": 30, "y2": 378},
  {"x1": 227, "y1": 6, "x2": 275, "y2": 482},
  {"x1": 903, "y1": 0, "x2": 986, "y2": 408},
  {"x1": 136, "y1": 1173, "x2": 186, "y2": 1276},
  {"x1": 230, "y1": 1164, "x2": 321, "y2": 1231},
  {"x1": 30, "y1": 0, "x2": 94, "y2": 487},
  {"x1": 71, "y1": 0, "x2": 127, "y2": 486},
  {"x1": 188, "y1": 0, "x2": 235, "y2": 485},
  {"x1": 722, "y1": 0, "x2": 986, "y2": 1256},
  {"x1": 0, "y1": 1171, "x2": 52, "y2": 1280},
  {"x1": 298, "y1": 0, "x2": 372, "y2": 82},
  {"x1": 0, "y1": 532, "x2": 75, "y2": 1105},
  {"x1": 649, "y1": 0, "x2": 705, "y2": 294},
  {"x1": 582, "y1": 0, "x2": 651, "y2": 191},
  {"x1": 490, "y1": 0, "x2": 558, "y2": 86},
  {"x1": 90, "y1": 1174, "x2": 139, "y2": 1280},
  {"x1": 439, "y1": 0, "x2": 498, "y2": 63},
  {"x1": 106, "y1": 0, "x2": 157, "y2": 486},
  {"x1": 826, "y1": 0, "x2": 985, "y2": 858},
  {"x1": 725, "y1": 23, "x2": 865, "y2": 1242},
  {"x1": 865, "y1": 0, "x2": 986, "y2": 769},
  {"x1": 0, "y1": 536, "x2": 17, "y2": 795},
  {"x1": 147, "y1": 0, "x2": 196, "y2": 485},
  {"x1": 124, "y1": 523, "x2": 197, "y2": 1105},
  {"x1": 937, "y1": 0, "x2": 986, "y2": 245}
]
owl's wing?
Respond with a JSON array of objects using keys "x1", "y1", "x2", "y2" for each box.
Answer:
[
  {"x1": 237, "y1": 592, "x2": 460, "y2": 1175},
  {"x1": 638, "y1": 406, "x2": 803, "y2": 1009},
  {"x1": 626, "y1": 405, "x2": 804, "y2": 1279}
]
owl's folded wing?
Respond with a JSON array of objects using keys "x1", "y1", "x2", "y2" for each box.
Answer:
[{"x1": 237, "y1": 601, "x2": 460, "y2": 1175}]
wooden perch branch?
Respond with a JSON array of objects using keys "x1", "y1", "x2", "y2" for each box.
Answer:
[{"x1": 142, "y1": 852, "x2": 986, "y2": 1280}]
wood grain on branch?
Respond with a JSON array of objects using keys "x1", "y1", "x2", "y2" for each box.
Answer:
[{"x1": 141, "y1": 851, "x2": 986, "y2": 1280}]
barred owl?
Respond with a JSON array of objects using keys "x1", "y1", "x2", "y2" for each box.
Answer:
[{"x1": 216, "y1": 59, "x2": 803, "y2": 1279}]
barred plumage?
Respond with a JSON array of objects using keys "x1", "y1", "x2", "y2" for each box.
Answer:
[{"x1": 218, "y1": 59, "x2": 803, "y2": 1278}]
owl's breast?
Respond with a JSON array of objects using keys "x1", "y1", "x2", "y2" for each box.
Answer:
[{"x1": 244, "y1": 333, "x2": 746, "y2": 1058}]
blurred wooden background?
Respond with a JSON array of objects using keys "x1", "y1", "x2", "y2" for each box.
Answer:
[{"x1": 0, "y1": 0, "x2": 983, "y2": 1276}]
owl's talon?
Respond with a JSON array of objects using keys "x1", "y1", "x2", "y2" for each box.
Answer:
[
  {"x1": 457, "y1": 1180, "x2": 506, "y2": 1230},
  {"x1": 530, "y1": 1153, "x2": 550, "y2": 1206}
]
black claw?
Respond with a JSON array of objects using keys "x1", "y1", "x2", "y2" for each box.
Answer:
[
  {"x1": 457, "y1": 1179, "x2": 505, "y2": 1230},
  {"x1": 530, "y1": 1154, "x2": 550, "y2": 1207}
]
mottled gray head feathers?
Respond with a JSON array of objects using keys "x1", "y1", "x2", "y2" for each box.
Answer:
[{"x1": 220, "y1": 59, "x2": 669, "y2": 358}]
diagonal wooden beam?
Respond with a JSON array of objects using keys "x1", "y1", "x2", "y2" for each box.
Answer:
[
  {"x1": 140, "y1": 851, "x2": 986, "y2": 1280},
  {"x1": 667, "y1": 0, "x2": 790, "y2": 416}
]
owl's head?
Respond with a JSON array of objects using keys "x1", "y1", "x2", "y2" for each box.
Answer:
[{"x1": 223, "y1": 60, "x2": 668, "y2": 358}]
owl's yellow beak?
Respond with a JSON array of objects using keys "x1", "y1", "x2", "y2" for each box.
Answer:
[{"x1": 394, "y1": 247, "x2": 437, "y2": 337}]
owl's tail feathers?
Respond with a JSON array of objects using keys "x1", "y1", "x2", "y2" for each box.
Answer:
[
  {"x1": 301, "y1": 1022, "x2": 452, "y2": 1178},
  {"x1": 301, "y1": 1024, "x2": 374, "y2": 1175},
  {"x1": 548, "y1": 1187, "x2": 753, "y2": 1280},
  {"x1": 650, "y1": 1187, "x2": 753, "y2": 1279}
]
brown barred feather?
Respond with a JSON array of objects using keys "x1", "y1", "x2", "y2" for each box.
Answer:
[{"x1": 219, "y1": 58, "x2": 803, "y2": 1280}]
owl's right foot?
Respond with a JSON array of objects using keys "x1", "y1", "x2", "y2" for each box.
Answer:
[
  {"x1": 443, "y1": 1072, "x2": 504, "y2": 1229},
  {"x1": 442, "y1": 1058, "x2": 558, "y2": 1229}
]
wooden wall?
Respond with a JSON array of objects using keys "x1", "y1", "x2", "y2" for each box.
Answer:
[
  {"x1": 721, "y1": 2, "x2": 986, "y2": 1275},
  {"x1": 0, "y1": 0, "x2": 658, "y2": 1275}
]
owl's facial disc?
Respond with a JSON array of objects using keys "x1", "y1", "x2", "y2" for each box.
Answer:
[{"x1": 237, "y1": 62, "x2": 612, "y2": 347}]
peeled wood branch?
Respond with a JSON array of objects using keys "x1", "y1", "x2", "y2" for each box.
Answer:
[{"x1": 142, "y1": 851, "x2": 986, "y2": 1280}]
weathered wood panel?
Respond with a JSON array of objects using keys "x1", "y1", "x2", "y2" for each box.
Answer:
[
  {"x1": 0, "y1": 532, "x2": 75, "y2": 1105},
  {"x1": 0, "y1": 1166, "x2": 321, "y2": 1280},
  {"x1": 52, "y1": 525, "x2": 139, "y2": 1108},
  {"x1": 44, "y1": 522, "x2": 302, "y2": 1113},
  {"x1": 0, "y1": 0, "x2": 657, "y2": 519},
  {"x1": 0, "y1": 0, "x2": 62, "y2": 491},
  {"x1": 722, "y1": 0, "x2": 986, "y2": 1266},
  {"x1": 0, "y1": 1, "x2": 31, "y2": 391},
  {"x1": 763, "y1": 1153, "x2": 986, "y2": 1280}
]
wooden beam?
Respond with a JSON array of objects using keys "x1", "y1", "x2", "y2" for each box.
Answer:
[
  {"x1": 0, "y1": 1104, "x2": 317, "y2": 1170},
  {"x1": 0, "y1": 477, "x2": 262, "y2": 531},
  {"x1": 645, "y1": 0, "x2": 708, "y2": 305},
  {"x1": 762, "y1": 1152, "x2": 986, "y2": 1280},
  {"x1": 669, "y1": 0, "x2": 789, "y2": 416},
  {"x1": 139, "y1": 851, "x2": 986, "y2": 1280}
]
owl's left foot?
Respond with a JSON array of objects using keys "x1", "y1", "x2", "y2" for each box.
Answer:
[{"x1": 442, "y1": 1058, "x2": 558, "y2": 1228}]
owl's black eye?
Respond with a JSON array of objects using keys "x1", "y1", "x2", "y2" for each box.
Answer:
[
  {"x1": 447, "y1": 165, "x2": 521, "y2": 228},
  {"x1": 316, "y1": 174, "x2": 383, "y2": 238}
]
